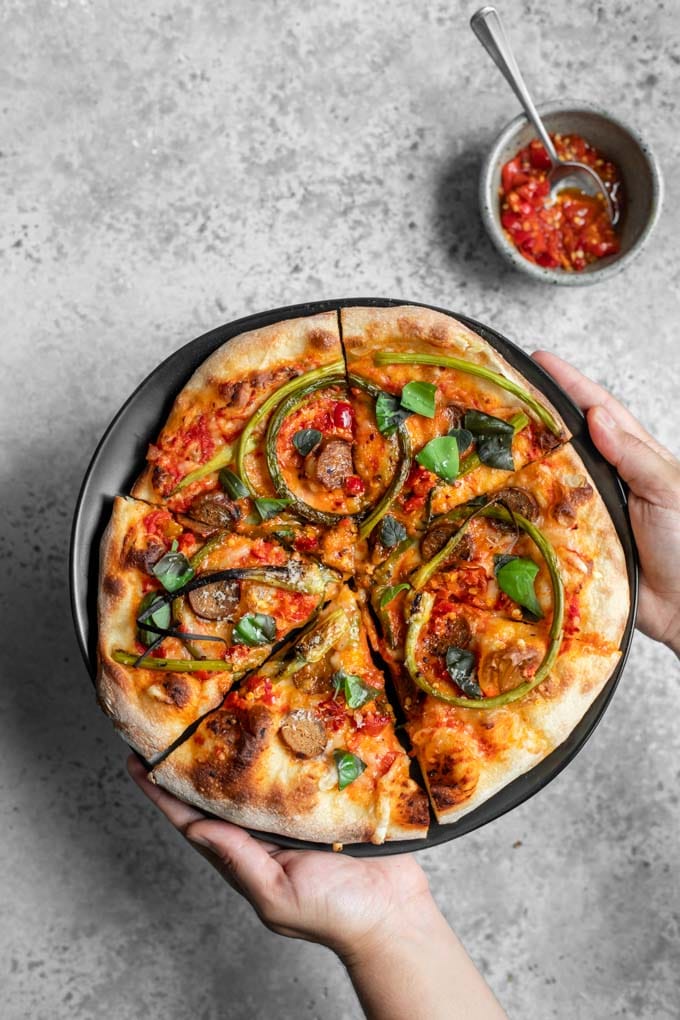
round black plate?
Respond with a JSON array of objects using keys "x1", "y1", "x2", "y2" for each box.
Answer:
[{"x1": 70, "y1": 298, "x2": 638, "y2": 856}]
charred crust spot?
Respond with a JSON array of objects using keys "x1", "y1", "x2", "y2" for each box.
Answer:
[
  {"x1": 395, "y1": 788, "x2": 430, "y2": 827},
  {"x1": 160, "y1": 674, "x2": 191, "y2": 709},
  {"x1": 308, "y1": 328, "x2": 337, "y2": 350},
  {"x1": 536, "y1": 429, "x2": 562, "y2": 453},
  {"x1": 124, "y1": 540, "x2": 166, "y2": 575},
  {"x1": 102, "y1": 573, "x2": 124, "y2": 599}
]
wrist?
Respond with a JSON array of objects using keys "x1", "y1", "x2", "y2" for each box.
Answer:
[{"x1": 336, "y1": 888, "x2": 446, "y2": 969}]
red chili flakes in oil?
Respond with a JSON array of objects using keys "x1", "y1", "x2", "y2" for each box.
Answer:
[{"x1": 500, "y1": 134, "x2": 623, "y2": 271}]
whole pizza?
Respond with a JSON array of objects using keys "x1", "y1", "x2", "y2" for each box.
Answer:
[{"x1": 97, "y1": 305, "x2": 630, "y2": 846}]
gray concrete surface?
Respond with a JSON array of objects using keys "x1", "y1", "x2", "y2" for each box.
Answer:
[{"x1": 1, "y1": 1, "x2": 679, "y2": 1017}]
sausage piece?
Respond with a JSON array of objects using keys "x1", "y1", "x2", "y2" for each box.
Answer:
[
  {"x1": 279, "y1": 710, "x2": 327, "y2": 758},
  {"x1": 313, "y1": 440, "x2": 354, "y2": 490},
  {"x1": 426, "y1": 615, "x2": 472, "y2": 656},
  {"x1": 421, "y1": 523, "x2": 474, "y2": 563},
  {"x1": 489, "y1": 487, "x2": 539, "y2": 531},
  {"x1": 188, "y1": 580, "x2": 240, "y2": 621},
  {"x1": 292, "y1": 661, "x2": 333, "y2": 695},
  {"x1": 188, "y1": 492, "x2": 241, "y2": 528}
]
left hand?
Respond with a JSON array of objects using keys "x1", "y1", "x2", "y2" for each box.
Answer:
[{"x1": 127, "y1": 755, "x2": 433, "y2": 960}]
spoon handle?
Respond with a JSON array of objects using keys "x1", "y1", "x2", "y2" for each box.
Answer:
[{"x1": 470, "y1": 6, "x2": 559, "y2": 164}]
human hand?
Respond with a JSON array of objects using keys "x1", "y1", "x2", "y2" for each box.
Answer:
[
  {"x1": 533, "y1": 351, "x2": 680, "y2": 655},
  {"x1": 127, "y1": 754, "x2": 432, "y2": 960}
]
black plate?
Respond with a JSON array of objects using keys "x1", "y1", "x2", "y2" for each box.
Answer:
[{"x1": 70, "y1": 298, "x2": 638, "y2": 856}]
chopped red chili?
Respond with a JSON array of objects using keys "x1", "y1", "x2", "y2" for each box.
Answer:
[
  {"x1": 500, "y1": 134, "x2": 622, "y2": 272},
  {"x1": 332, "y1": 401, "x2": 354, "y2": 430}
]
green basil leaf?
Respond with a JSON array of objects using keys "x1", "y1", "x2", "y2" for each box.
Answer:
[
  {"x1": 292, "y1": 428, "x2": 322, "y2": 456},
  {"x1": 254, "y1": 497, "x2": 291, "y2": 521},
  {"x1": 219, "y1": 467, "x2": 249, "y2": 500},
  {"x1": 137, "y1": 592, "x2": 172, "y2": 646},
  {"x1": 375, "y1": 392, "x2": 412, "y2": 436},
  {"x1": 464, "y1": 410, "x2": 514, "y2": 436},
  {"x1": 152, "y1": 551, "x2": 195, "y2": 593},
  {"x1": 448, "y1": 427, "x2": 474, "y2": 455},
  {"x1": 496, "y1": 557, "x2": 543, "y2": 619},
  {"x1": 378, "y1": 514, "x2": 407, "y2": 548},
  {"x1": 332, "y1": 669, "x2": 380, "y2": 709},
  {"x1": 493, "y1": 553, "x2": 519, "y2": 574},
  {"x1": 232, "y1": 612, "x2": 277, "y2": 646},
  {"x1": 400, "y1": 381, "x2": 437, "y2": 419},
  {"x1": 416, "y1": 436, "x2": 460, "y2": 481},
  {"x1": 445, "y1": 646, "x2": 482, "y2": 698},
  {"x1": 379, "y1": 583, "x2": 410, "y2": 608},
  {"x1": 333, "y1": 749, "x2": 367, "y2": 790},
  {"x1": 477, "y1": 433, "x2": 515, "y2": 471}
]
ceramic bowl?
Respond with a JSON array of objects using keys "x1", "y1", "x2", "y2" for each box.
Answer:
[{"x1": 479, "y1": 100, "x2": 663, "y2": 285}]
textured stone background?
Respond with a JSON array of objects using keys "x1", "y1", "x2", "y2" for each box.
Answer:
[{"x1": 1, "y1": 1, "x2": 679, "y2": 1017}]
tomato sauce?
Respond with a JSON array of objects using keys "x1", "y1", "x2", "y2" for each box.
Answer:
[{"x1": 500, "y1": 134, "x2": 622, "y2": 271}]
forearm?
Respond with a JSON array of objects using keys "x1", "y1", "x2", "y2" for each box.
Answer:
[{"x1": 341, "y1": 895, "x2": 507, "y2": 1020}]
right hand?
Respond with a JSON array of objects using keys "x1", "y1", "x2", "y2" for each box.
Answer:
[{"x1": 533, "y1": 351, "x2": 680, "y2": 655}]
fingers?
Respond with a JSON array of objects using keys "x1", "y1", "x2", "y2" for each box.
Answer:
[
  {"x1": 127, "y1": 754, "x2": 284, "y2": 904},
  {"x1": 127, "y1": 754, "x2": 205, "y2": 832},
  {"x1": 531, "y1": 350, "x2": 663, "y2": 452},
  {"x1": 587, "y1": 406, "x2": 680, "y2": 507},
  {"x1": 185, "y1": 818, "x2": 285, "y2": 904}
]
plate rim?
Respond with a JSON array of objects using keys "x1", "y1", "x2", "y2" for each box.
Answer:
[{"x1": 69, "y1": 296, "x2": 638, "y2": 856}]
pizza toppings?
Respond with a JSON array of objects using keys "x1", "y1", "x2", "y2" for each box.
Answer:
[
  {"x1": 445, "y1": 647, "x2": 482, "y2": 698},
  {"x1": 279, "y1": 710, "x2": 327, "y2": 758},
  {"x1": 333, "y1": 749, "x2": 367, "y2": 790},
  {"x1": 187, "y1": 579, "x2": 240, "y2": 621},
  {"x1": 332, "y1": 669, "x2": 380, "y2": 709},
  {"x1": 313, "y1": 439, "x2": 355, "y2": 490},
  {"x1": 152, "y1": 545, "x2": 195, "y2": 592},
  {"x1": 189, "y1": 491, "x2": 241, "y2": 528},
  {"x1": 421, "y1": 522, "x2": 474, "y2": 564},
  {"x1": 494, "y1": 556, "x2": 543, "y2": 619},
  {"x1": 232, "y1": 612, "x2": 277, "y2": 646},
  {"x1": 490, "y1": 486, "x2": 539, "y2": 525},
  {"x1": 292, "y1": 428, "x2": 323, "y2": 456}
]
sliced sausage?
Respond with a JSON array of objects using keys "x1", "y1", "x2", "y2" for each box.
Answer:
[
  {"x1": 421, "y1": 523, "x2": 474, "y2": 563},
  {"x1": 188, "y1": 580, "x2": 240, "y2": 621},
  {"x1": 188, "y1": 492, "x2": 241, "y2": 528},
  {"x1": 279, "y1": 710, "x2": 327, "y2": 758},
  {"x1": 426, "y1": 615, "x2": 472, "y2": 656},
  {"x1": 489, "y1": 486, "x2": 539, "y2": 531},
  {"x1": 125, "y1": 539, "x2": 166, "y2": 574},
  {"x1": 313, "y1": 440, "x2": 354, "y2": 490}
]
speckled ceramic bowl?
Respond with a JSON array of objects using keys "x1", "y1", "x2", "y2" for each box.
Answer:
[{"x1": 480, "y1": 100, "x2": 663, "y2": 285}]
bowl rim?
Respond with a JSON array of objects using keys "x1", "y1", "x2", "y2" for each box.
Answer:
[{"x1": 479, "y1": 98, "x2": 664, "y2": 286}]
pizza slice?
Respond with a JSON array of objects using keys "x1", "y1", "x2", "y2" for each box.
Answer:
[
  {"x1": 388, "y1": 607, "x2": 621, "y2": 823},
  {"x1": 97, "y1": 496, "x2": 340, "y2": 760},
  {"x1": 131, "y1": 311, "x2": 345, "y2": 512},
  {"x1": 342, "y1": 305, "x2": 569, "y2": 541},
  {"x1": 150, "y1": 586, "x2": 430, "y2": 845}
]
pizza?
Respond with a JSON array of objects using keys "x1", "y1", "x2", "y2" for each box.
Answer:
[{"x1": 96, "y1": 304, "x2": 630, "y2": 845}]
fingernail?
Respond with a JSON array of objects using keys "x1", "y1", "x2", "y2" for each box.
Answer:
[{"x1": 593, "y1": 405, "x2": 615, "y2": 429}]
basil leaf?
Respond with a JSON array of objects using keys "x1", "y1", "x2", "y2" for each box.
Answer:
[
  {"x1": 292, "y1": 428, "x2": 322, "y2": 456},
  {"x1": 448, "y1": 427, "x2": 474, "y2": 456},
  {"x1": 254, "y1": 497, "x2": 291, "y2": 521},
  {"x1": 232, "y1": 612, "x2": 277, "y2": 646},
  {"x1": 332, "y1": 669, "x2": 380, "y2": 709},
  {"x1": 137, "y1": 592, "x2": 171, "y2": 646},
  {"x1": 445, "y1": 646, "x2": 483, "y2": 698},
  {"x1": 400, "y1": 381, "x2": 437, "y2": 419},
  {"x1": 219, "y1": 467, "x2": 249, "y2": 500},
  {"x1": 496, "y1": 557, "x2": 543, "y2": 619},
  {"x1": 333, "y1": 749, "x2": 367, "y2": 790},
  {"x1": 152, "y1": 551, "x2": 195, "y2": 593},
  {"x1": 416, "y1": 436, "x2": 459, "y2": 481},
  {"x1": 379, "y1": 583, "x2": 410, "y2": 608},
  {"x1": 477, "y1": 433, "x2": 515, "y2": 471},
  {"x1": 464, "y1": 410, "x2": 514, "y2": 436},
  {"x1": 375, "y1": 392, "x2": 412, "y2": 436},
  {"x1": 378, "y1": 514, "x2": 407, "y2": 548},
  {"x1": 494, "y1": 553, "x2": 519, "y2": 574}
]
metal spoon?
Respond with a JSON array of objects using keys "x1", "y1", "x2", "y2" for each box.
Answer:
[{"x1": 470, "y1": 5, "x2": 618, "y2": 225}]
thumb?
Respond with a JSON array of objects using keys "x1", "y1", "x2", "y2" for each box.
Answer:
[
  {"x1": 185, "y1": 819, "x2": 282, "y2": 901},
  {"x1": 588, "y1": 405, "x2": 679, "y2": 507}
]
